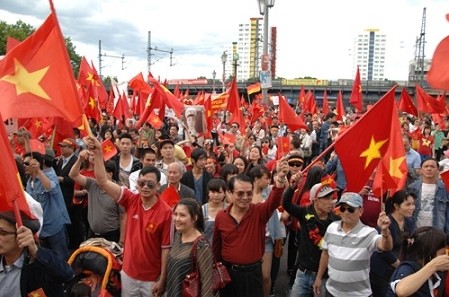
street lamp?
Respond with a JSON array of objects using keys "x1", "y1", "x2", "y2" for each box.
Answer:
[
  {"x1": 212, "y1": 70, "x2": 216, "y2": 94},
  {"x1": 258, "y1": 0, "x2": 275, "y2": 104},
  {"x1": 221, "y1": 51, "x2": 228, "y2": 92}
]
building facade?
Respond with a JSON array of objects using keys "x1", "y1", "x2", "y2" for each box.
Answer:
[{"x1": 352, "y1": 29, "x2": 387, "y2": 81}]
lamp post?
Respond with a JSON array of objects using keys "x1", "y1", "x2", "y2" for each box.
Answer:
[
  {"x1": 221, "y1": 51, "x2": 227, "y2": 92},
  {"x1": 258, "y1": 0, "x2": 275, "y2": 104},
  {"x1": 212, "y1": 70, "x2": 216, "y2": 94}
]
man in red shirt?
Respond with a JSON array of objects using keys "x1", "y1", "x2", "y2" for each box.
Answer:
[
  {"x1": 86, "y1": 136, "x2": 172, "y2": 297},
  {"x1": 213, "y1": 158, "x2": 289, "y2": 297}
]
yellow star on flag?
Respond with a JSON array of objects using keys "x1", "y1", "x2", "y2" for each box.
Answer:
[
  {"x1": 360, "y1": 136, "x2": 388, "y2": 169},
  {"x1": 89, "y1": 97, "x2": 96, "y2": 109},
  {"x1": 389, "y1": 156, "x2": 406, "y2": 179},
  {"x1": 422, "y1": 138, "x2": 431, "y2": 147},
  {"x1": 1, "y1": 58, "x2": 50, "y2": 100},
  {"x1": 104, "y1": 145, "x2": 112, "y2": 153},
  {"x1": 34, "y1": 119, "x2": 42, "y2": 128},
  {"x1": 86, "y1": 72, "x2": 100, "y2": 86}
]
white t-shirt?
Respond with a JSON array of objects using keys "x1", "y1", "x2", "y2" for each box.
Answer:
[{"x1": 417, "y1": 183, "x2": 436, "y2": 228}]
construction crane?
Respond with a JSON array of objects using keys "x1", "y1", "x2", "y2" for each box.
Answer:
[{"x1": 410, "y1": 7, "x2": 426, "y2": 85}]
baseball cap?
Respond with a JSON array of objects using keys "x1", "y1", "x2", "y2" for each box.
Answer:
[
  {"x1": 336, "y1": 192, "x2": 363, "y2": 208},
  {"x1": 310, "y1": 183, "x2": 337, "y2": 201},
  {"x1": 45, "y1": 148, "x2": 56, "y2": 162},
  {"x1": 185, "y1": 108, "x2": 197, "y2": 117}
]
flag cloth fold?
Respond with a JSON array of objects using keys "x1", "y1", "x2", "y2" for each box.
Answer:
[
  {"x1": 349, "y1": 66, "x2": 363, "y2": 112},
  {"x1": 0, "y1": 12, "x2": 83, "y2": 124},
  {"x1": 0, "y1": 112, "x2": 34, "y2": 218},
  {"x1": 160, "y1": 186, "x2": 181, "y2": 208},
  {"x1": 426, "y1": 35, "x2": 449, "y2": 91},
  {"x1": 335, "y1": 90, "x2": 345, "y2": 121},
  {"x1": 246, "y1": 82, "x2": 261, "y2": 95},
  {"x1": 334, "y1": 86, "x2": 397, "y2": 192},
  {"x1": 101, "y1": 139, "x2": 118, "y2": 161},
  {"x1": 278, "y1": 93, "x2": 307, "y2": 131},
  {"x1": 397, "y1": 87, "x2": 418, "y2": 116},
  {"x1": 415, "y1": 84, "x2": 446, "y2": 114}
]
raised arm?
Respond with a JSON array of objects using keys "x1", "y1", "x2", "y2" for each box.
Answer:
[
  {"x1": 68, "y1": 150, "x2": 89, "y2": 188},
  {"x1": 86, "y1": 136, "x2": 122, "y2": 201}
]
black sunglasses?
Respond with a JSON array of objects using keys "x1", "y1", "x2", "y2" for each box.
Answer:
[
  {"x1": 340, "y1": 205, "x2": 356, "y2": 213},
  {"x1": 137, "y1": 180, "x2": 157, "y2": 189},
  {"x1": 288, "y1": 162, "x2": 303, "y2": 167}
]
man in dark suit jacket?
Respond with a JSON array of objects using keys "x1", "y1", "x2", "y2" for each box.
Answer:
[
  {"x1": 159, "y1": 161, "x2": 195, "y2": 201},
  {"x1": 180, "y1": 148, "x2": 213, "y2": 205},
  {"x1": 55, "y1": 138, "x2": 81, "y2": 249}
]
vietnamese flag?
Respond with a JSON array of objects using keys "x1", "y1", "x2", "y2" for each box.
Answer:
[
  {"x1": 397, "y1": 87, "x2": 418, "y2": 116},
  {"x1": 416, "y1": 84, "x2": 446, "y2": 114},
  {"x1": 227, "y1": 77, "x2": 245, "y2": 132},
  {"x1": 78, "y1": 57, "x2": 107, "y2": 109},
  {"x1": 298, "y1": 86, "x2": 306, "y2": 111},
  {"x1": 6, "y1": 36, "x2": 21, "y2": 53},
  {"x1": 160, "y1": 185, "x2": 181, "y2": 208},
  {"x1": 0, "y1": 112, "x2": 35, "y2": 219},
  {"x1": 349, "y1": 66, "x2": 363, "y2": 112},
  {"x1": 276, "y1": 136, "x2": 290, "y2": 159},
  {"x1": 148, "y1": 73, "x2": 184, "y2": 117},
  {"x1": 101, "y1": 139, "x2": 118, "y2": 161},
  {"x1": 278, "y1": 93, "x2": 307, "y2": 131},
  {"x1": 219, "y1": 132, "x2": 236, "y2": 145},
  {"x1": 335, "y1": 90, "x2": 345, "y2": 121},
  {"x1": 427, "y1": 35, "x2": 449, "y2": 90},
  {"x1": 334, "y1": 86, "x2": 397, "y2": 192},
  {"x1": 372, "y1": 102, "x2": 407, "y2": 196},
  {"x1": 29, "y1": 139, "x2": 46, "y2": 154},
  {"x1": 0, "y1": 12, "x2": 83, "y2": 124},
  {"x1": 441, "y1": 170, "x2": 449, "y2": 192},
  {"x1": 147, "y1": 111, "x2": 164, "y2": 130}
]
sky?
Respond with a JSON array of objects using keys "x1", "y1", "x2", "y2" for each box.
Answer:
[{"x1": 0, "y1": 0, "x2": 448, "y2": 83}]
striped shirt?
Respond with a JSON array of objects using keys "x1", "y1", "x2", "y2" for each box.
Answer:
[{"x1": 322, "y1": 220, "x2": 381, "y2": 297}]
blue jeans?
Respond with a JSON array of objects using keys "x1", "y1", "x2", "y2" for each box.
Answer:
[
  {"x1": 39, "y1": 226, "x2": 69, "y2": 261},
  {"x1": 290, "y1": 268, "x2": 326, "y2": 297}
]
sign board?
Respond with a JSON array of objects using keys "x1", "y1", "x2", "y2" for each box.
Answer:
[
  {"x1": 4, "y1": 118, "x2": 18, "y2": 135},
  {"x1": 260, "y1": 71, "x2": 272, "y2": 88}
]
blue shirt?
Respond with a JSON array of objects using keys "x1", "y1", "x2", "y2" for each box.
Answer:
[
  {"x1": 406, "y1": 148, "x2": 421, "y2": 169},
  {"x1": 26, "y1": 167, "x2": 71, "y2": 237}
]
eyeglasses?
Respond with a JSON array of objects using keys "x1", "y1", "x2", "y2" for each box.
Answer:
[
  {"x1": 23, "y1": 162, "x2": 30, "y2": 166},
  {"x1": 137, "y1": 180, "x2": 157, "y2": 189},
  {"x1": 0, "y1": 228, "x2": 16, "y2": 236},
  {"x1": 234, "y1": 191, "x2": 253, "y2": 198},
  {"x1": 231, "y1": 125, "x2": 238, "y2": 128},
  {"x1": 262, "y1": 141, "x2": 269, "y2": 144},
  {"x1": 288, "y1": 162, "x2": 303, "y2": 167},
  {"x1": 339, "y1": 205, "x2": 356, "y2": 213}
]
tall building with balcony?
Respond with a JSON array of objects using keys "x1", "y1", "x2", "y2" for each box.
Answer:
[
  {"x1": 352, "y1": 29, "x2": 387, "y2": 81},
  {"x1": 225, "y1": 18, "x2": 276, "y2": 82}
]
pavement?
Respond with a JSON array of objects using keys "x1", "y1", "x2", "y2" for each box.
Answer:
[{"x1": 273, "y1": 250, "x2": 292, "y2": 297}]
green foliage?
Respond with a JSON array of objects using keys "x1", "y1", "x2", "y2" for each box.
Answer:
[{"x1": 0, "y1": 20, "x2": 81, "y2": 78}]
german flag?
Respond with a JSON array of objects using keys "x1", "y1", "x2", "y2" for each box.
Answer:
[{"x1": 246, "y1": 82, "x2": 261, "y2": 95}]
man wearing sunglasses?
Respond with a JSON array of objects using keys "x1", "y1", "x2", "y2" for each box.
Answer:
[
  {"x1": 313, "y1": 192, "x2": 393, "y2": 297},
  {"x1": 87, "y1": 136, "x2": 172, "y2": 297}
]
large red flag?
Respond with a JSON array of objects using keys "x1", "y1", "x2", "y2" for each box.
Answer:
[
  {"x1": 335, "y1": 90, "x2": 345, "y2": 121},
  {"x1": 0, "y1": 112, "x2": 34, "y2": 218},
  {"x1": 397, "y1": 87, "x2": 418, "y2": 116},
  {"x1": 278, "y1": 93, "x2": 307, "y2": 131},
  {"x1": 334, "y1": 86, "x2": 397, "y2": 192},
  {"x1": 372, "y1": 102, "x2": 407, "y2": 196},
  {"x1": 427, "y1": 35, "x2": 449, "y2": 90},
  {"x1": 0, "y1": 12, "x2": 83, "y2": 124},
  {"x1": 78, "y1": 57, "x2": 108, "y2": 110},
  {"x1": 6, "y1": 36, "x2": 21, "y2": 53},
  {"x1": 415, "y1": 84, "x2": 446, "y2": 114},
  {"x1": 441, "y1": 170, "x2": 449, "y2": 192},
  {"x1": 349, "y1": 66, "x2": 363, "y2": 112},
  {"x1": 298, "y1": 86, "x2": 306, "y2": 111},
  {"x1": 227, "y1": 77, "x2": 245, "y2": 131}
]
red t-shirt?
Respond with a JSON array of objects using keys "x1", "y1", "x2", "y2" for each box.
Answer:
[
  {"x1": 212, "y1": 186, "x2": 284, "y2": 265},
  {"x1": 118, "y1": 188, "x2": 173, "y2": 281}
]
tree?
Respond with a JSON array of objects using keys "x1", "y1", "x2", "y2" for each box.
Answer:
[{"x1": 0, "y1": 20, "x2": 82, "y2": 77}]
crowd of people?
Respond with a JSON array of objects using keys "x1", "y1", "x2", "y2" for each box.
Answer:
[{"x1": 4, "y1": 104, "x2": 449, "y2": 297}]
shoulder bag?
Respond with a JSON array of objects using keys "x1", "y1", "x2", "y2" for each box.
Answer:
[{"x1": 182, "y1": 236, "x2": 231, "y2": 297}]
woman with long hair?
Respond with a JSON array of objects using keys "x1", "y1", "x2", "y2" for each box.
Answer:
[
  {"x1": 370, "y1": 190, "x2": 416, "y2": 297},
  {"x1": 166, "y1": 198, "x2": 215, "y2": 297},
  {"x1": 202, "y1": 178, "x2": 227, "y2": 244},
  {"x1": 387, "y1": 226, "x2": 449, "y2": 296}
]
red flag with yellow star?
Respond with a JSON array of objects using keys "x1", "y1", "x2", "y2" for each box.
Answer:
[
  {"x1": 276, "y1": 136, "x2": 291, "y2": 159},
  {"x1": 335, "y1": 90, "x2": 345, "y2": 121},
  {"x1": 334, "y1": 86, "x2": 397, "y2": 192},
  {"x1": 278, "y1": 93, "x2": 307, "y2": 131},
  {"x1": 397, "y1": 87, "x2": 418, "y2": 116},
  {"x1": 27, "y1": 288, "x2": 46, "y2": 297},
  {"x1": 416, "y1": 84, "x2": 446, "y2": 114},
  {"x1": 0, "y1": 112, "x2": 35, "y2": 219},
  {"x1": 0, "y1": 12, "x2": 83, "y2": 124},
  {"x1": 78, "y1": 56, "x2": 108, "y2": 109},
  {"x1": 147, "y1": 111, "x2": 164, "y2": 130},
  {"x1": 372, "y1": 102, "x2": 407, "y2": 196},
  {"x1": 101, "y1": 138, "x2": 118, "y2": 161},
  {"x1": 148, "y1": 73, "x2": 184, "y2": 117},
  {"x1": 349, "y1": 66, "x2": 363, "y2": 112}
]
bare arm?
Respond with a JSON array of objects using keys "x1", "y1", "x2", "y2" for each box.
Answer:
[
  {"x1": 68, "y1": 150, "x2": 89, "y2": 188},
  {"x1": 313, "y1": 250, "x2": 329, "y2": 296},
  {"x1": 394, "y1": 255, "x2": 449, "y2": 297},
  {"x1": 118, "y1": 211, "x2": 126, "y2": 246},
  {"x1": 376, "y1": 211, "x2": 393, "y2": 251},
  {"x1": 86, "y1": 136, "x2": 122, "y2": 201},
  {"x1": 152, "y1": 248, "x2": 170, "y2": 296}
]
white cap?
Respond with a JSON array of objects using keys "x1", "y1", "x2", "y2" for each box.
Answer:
[{"x1": 309, "y1": 183, "x2": 337, "y2": 201}]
